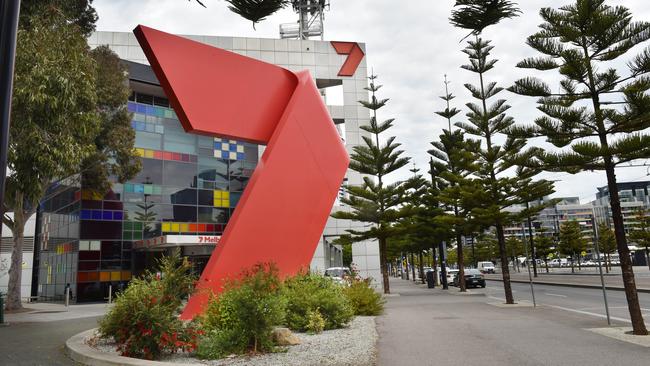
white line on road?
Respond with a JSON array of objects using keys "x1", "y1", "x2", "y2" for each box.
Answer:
[
  {"x1": 544, "y1": 293, "x2": 568, "y2": 298},
  {"x1": 545, "y1": 304, "x2": 631, "y2": 324}
]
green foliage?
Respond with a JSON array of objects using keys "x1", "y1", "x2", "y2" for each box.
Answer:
[
  {"x1": 629, "y1": 209, "x2": 650, "y2": 250},
  {"x1": 450, "y1": 0, "x2": 521, "y2": 39},
  {"x1": 224, "y1": 0, "x2": 290, "y2": 29},
  {"x1": 558, "y1": 221, "x2": 588, "y2": 260},
  {"x1": 534, "y1": 230, "x2": 556, "y2": 261},
  {"x1": 83, "y1": 46, "x2": 141, "y2": 193},
  {"x1": 20, "y1": 0, "x2": 98, "y2": 37},
  {"x1": 99, "y1": 255, "x2": 198, "y2": 360},
  {"x1": 196, "y1": 328, "x2": 248, "y2": 360},
  {"x1": 198, "y1": 263, "x2": 286, "y2": 355},
  {"x1": 597, "y1": 223, "x2": 617, "y2": 254},
  {"x1": 332, "y1": 74, "x2": 410, "y2": 293},
  {"x1": 343, "y1": 279, "x2": 384, "y2": 316},
  {"x1": 305, "y1": 309, "x2": 326, "y2": 334},
  {"x1": 283, "y1": 272, "x2": 353, "y2": 332}
]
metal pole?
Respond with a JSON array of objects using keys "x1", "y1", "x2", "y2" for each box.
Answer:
[
  {"x1": 108, "y1": 284, "x2": 112, "y2": 304},
  {"x1": 65, "y1": 287, "x2": 69, "y2": 308},
  {"x1": 0, "y1": 0, "x2": 22, "y2": 240},
  {"x1": 439, "y1": 240, "x2": 448, "y2": 289},
  {"x1": 522, "y1": 223, "x2": 536, "y2": 307},
  {"x1": 591, "y1": 216, "x2": 611, "y2": 325},
  {"x1": 525, "y1": 202, "x2": 538, "y2": 277}
]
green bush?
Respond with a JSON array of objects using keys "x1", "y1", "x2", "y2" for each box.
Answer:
[
  {"x1": 305, "y1": 308, "x2": 325, "y2": 334},
  {"x1": 98, "y1": 254, "x2": 198, "y2": 360},
  {"x1": 343, "y1": 279, "x2": 384, "y2": 316},
  {"x1": 197, "y1": 263, "x2": 286, "y2": 357},
  {"x1": 283, "y1": 272, "x2": 353, "y2": 331}
]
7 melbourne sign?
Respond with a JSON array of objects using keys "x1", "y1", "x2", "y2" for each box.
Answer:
[{"x1": 134, "y1": 26, "x2": 350, "y2": 319}]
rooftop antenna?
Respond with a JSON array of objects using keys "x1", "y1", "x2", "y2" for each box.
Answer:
[{"x1": 280, "y1": 0, "x2": 330, "y2": 40}]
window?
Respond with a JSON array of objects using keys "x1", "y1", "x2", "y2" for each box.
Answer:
[{"x1": 163, "y1": 161, "x2": 197, "y2": 188}]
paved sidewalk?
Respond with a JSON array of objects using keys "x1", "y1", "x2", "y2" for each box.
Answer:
[
  {"x1": 485, "y1": 266, "x2": 650, "y2": 292},
  {"x1": 4, "y1": 302, "x2": 111, "y2": 323},
  {"x1": 377, "y1": 278, "x2": 650, "y2": 366}
]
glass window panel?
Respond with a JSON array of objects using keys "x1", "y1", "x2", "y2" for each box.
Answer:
[
  {"x1": 163, "y1": 130, "x2": 196, "y2": 154},
  {"x1": 163, "y1": 161, "x2": 197, "y2": 188},
  {"x1": 198, "y1": 190, "x2": 213, "y2": 206},
  {"x1": 230, "y1": 176, "x2": 249, "y2": 192},
  {"x1": 135, "y1": 131, "x2": 162, "y2": 150},
  {"x1": 101, "y1": 241, "x2": 122, "y2": 260},
  {"x1": 198, "y1": 207, "x2": 229, "y2": 223},
  {"x1": 133, "y1": 159, "x2": 163, "y2": 185},
  {"x1": 170, "y1": 188, "x2": 197, "y2": 205},
  {"x1": 80, "y1": 220, "x2": 122, "y2": 240}
]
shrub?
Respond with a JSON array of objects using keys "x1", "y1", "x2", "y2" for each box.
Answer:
[
  {"x1": 98, "y1": 254, "x2": 198, "y2": 360},
  {"x1": 283, "y1": 272, "x2": 353, "y2": 331},
  {"x1": 197, "y1": 263, "x2": 286, "y2": 357},
  {"x1": 343, "y1": 278, "x2": 384, "y2": 316},
  {"x1": 305, "y1": 308, "x2": 325, "y2": 334}
]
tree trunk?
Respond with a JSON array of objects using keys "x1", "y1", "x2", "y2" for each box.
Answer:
[
  {"x1": 439, "y1": 241, "x2": 448, "y2": 290},
  {"x1": 605, "y1": 252, "x2": 610, "y2": 274},
  {"x1": 570, "y1": 255, "x2": 575, "y2": 274},
  {"x1": 496, "y1": 223, "x2": 514, "y2": 304},
  {"x1": 457, "y1": 234, "x2": 466, "y2": 292},
  {"x1": 646, "y1": 247, "x2": 650, "y2": 271},
  {"x1": 411, "y1": 253, "x2": 416, "y2": 282},
  {"x1": 379, "y1": 238, "x2": 390, "y2": 294},
  {"x1": 405, "y1": 254, "x2": 410, "y2": 280},
  {"x1": 605, "y1": 164, "x2": 648, "y2": 335},
  {"x1": 419, "y1": 252, "x2": 425, "y2": 284},
  {"x1": 432, "y1": 246, "x2": 440, "y2": 287},
  {"x1": 6, "y1": 193, "x2": 26, "y2": 311},
  {"x1": 544, "y1": 259, "x2": 549, "y2": 273}
]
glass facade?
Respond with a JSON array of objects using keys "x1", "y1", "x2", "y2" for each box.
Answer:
[{"x1": 36, "y1": 92, "x2": 258, "y2": 302}]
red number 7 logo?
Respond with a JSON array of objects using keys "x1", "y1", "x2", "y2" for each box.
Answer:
[{"x1": 134, "y1": 26, "x2": 349, "y2": 319}]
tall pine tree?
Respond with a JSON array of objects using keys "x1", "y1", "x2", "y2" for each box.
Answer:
[
  {"x1": 448, "y1": 0, "x2": 524, "y2": 304},
  {"x1": 332, "y1": 74, "x2": 410, "y2": 294},
  {"x1": 509, "y1": 0, "x2": 650, "y2": 334}
]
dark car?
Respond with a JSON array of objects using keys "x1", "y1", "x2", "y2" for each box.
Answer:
[{"x1": 452, "y1": 269, "x2": 486, "y2": 288}]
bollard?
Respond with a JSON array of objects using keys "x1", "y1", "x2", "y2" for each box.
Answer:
[
  {"x1": 65, "y1": 287, "x2": 70, "y2": 308},
  {"x1": 108, "y1": 284, "x2": 112, "y2": 304},
  {"x1": 0, "y1": 293, "x2": 4, "y2": 324}
]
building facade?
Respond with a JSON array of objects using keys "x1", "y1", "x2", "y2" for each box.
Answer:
[{"x1": 32, "y1": 31, "x2": 378, "y2": 302}]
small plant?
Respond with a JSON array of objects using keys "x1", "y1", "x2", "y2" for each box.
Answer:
[
  {"x1": 98, "y1": 254, "x2": 198, "y2": 360},
  {"x1": 305, "y1": 308, "x2": 325, "y2": 334},
  {"x1": 343, "y1": 278, "x2": 385, "y2": 316},
  {"x1": 283, "y1": 272, "x2": 354, "y2": 332},
  {"x1": 197, "y1": 263, "x2": 286, "y2": 357}
]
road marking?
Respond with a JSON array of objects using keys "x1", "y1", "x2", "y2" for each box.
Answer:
[
  {"x1": 545, "y1": 304, "x2": 631, "y2": 323},
  {"x1": 544, "y1": 293, "x2": 568, "y2": 298}
]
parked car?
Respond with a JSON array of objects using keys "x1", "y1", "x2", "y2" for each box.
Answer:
[
  {"x1": 452, "y1": 269, "x2": 486, "y2": 288},
  {"x1": 324, "y1": 267, "x2": 351, "y2": 285},
  {"x1": 477, "y1": 261, "x2": 495, "y2": 274},
  {"x1": 445, "y1": 269, "x2": 459, "y2": 285}
]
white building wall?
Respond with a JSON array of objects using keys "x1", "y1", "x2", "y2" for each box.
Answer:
[
  {"x1": 1, "y1": 213, "x2": 36, "y2": 299},
  {"x1": 91, "y1": 31, "x2": 378, "y2": 282}
]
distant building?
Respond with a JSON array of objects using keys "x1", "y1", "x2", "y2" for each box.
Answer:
[{"x1": 594, "y1": 181, "x2": 650, "y2": 235}]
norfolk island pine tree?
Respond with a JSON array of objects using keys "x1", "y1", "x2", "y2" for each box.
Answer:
[
  {"x1": 509, "y1": 0, "x2": 650, "y2": 334},
  {"x1": 332, "y1": 74, "x2": 410, "y2": 294}
]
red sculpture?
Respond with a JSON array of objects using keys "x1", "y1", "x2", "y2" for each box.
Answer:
[
  {"x1": 330, "y1": 41, "x2": 365, "y2": 77},
  {"x1": 134, "y1": 26, "x2": 349, "y2": 319}
]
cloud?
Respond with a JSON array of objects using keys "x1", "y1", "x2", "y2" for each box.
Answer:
[{"x1": 94, "y1": 0, "x2": 650, "y2": 203}]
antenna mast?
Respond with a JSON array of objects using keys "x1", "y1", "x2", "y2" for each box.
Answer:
[{"x1": 280, "y1": 0, "x2": 330, "y2": 40}]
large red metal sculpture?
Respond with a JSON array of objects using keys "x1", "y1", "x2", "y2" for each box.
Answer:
[{"x1": 133, "y1": 26, "x2": 349, "y2": 319}]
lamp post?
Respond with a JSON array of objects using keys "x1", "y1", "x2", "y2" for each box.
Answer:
[{"x1": 0, "y1": 0, "x2": 21, "y2": 240}]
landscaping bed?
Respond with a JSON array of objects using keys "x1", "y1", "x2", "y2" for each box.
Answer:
[{"x1": 83, "y1": 316, "x2": 377, "y2": 366}]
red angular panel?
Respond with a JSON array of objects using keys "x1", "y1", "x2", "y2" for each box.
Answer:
[
  {"x1": 330, "y1": 41, "x2": 365, "y2": 77},
  {"x1": 134, "y1": 26, "x2": 349, "y2": 319}
]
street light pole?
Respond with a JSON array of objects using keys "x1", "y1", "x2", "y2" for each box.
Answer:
[
  {"x1": 522, "y1": 222, "x2": 536, "y2": 307},
  {"x1": 525, "y1": 201, "x2": 538, "y2": 277},
  {"x1": 591, "y1": 216, "x2": 611, "y2": 325},
  {"x1": 0, "y1": 0, "x2": 21, "y2": 240}
]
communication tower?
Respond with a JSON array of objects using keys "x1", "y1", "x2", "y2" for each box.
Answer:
[{"x1": 280, "y1": 0, "x2": 330, "y2": 40}]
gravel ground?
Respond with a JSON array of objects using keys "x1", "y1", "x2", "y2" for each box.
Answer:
[{"x1": 89, "y1": 316, "x2": 377, "y2": 366}]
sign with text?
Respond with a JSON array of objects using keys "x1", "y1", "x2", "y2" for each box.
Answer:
[{"x1": 134, "y1": 235, "x2": 221, "y2": 250}]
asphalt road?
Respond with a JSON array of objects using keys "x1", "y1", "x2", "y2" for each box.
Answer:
[
  {"x1": 378, "y1": 279, "x2": 650, "y2": 366},
  {"x1": 486, "y1": 280, "x2": 650, "y2": 324},
  {"x1": 0, "y1": 316, "x2": 101, "y2": 365}
]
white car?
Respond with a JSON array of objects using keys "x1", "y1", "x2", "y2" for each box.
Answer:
[
  {"x1": 446, "y1": 269, "x2": 459, "y2": 285},
  {"x1": 477, "y1": 261, "x2": 495, "y2": 274},
  {"x1": 324, "y1": 267, "x2": 351, "y2": 284}
]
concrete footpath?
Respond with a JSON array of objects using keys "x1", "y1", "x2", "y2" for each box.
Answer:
[
  {"x1": 377, "y1": 278, "x2": 650, "y2": 366},
  {"x1": 484, "y1": 266, "x2": 650, "y2": 292},
  {"x1": 3, "y1": 302, "x2": 111, "y2": 323}
]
